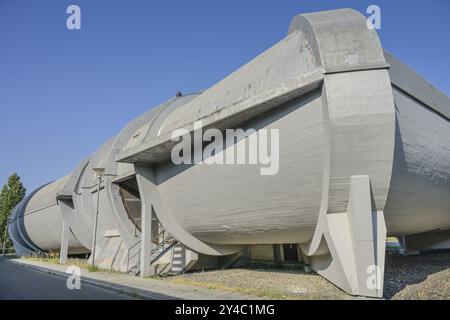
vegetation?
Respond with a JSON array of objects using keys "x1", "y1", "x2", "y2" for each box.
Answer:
[
  {"x1": 24, "y1": 252, "x2": 104, "y2": 273},
  {"x1": 0, "y1": 173, "x2": 26, "y2": 254},
  {"x1": 87, "y1": 264, "x2": 100, "y2": 272}
]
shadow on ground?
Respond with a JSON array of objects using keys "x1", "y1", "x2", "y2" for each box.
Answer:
[
  {"x1": 164, "y1": 251, "x2": 450, "y2": 300},
  {"x1": 383, "y1": 251, "x2": 450, "y2": 299}
]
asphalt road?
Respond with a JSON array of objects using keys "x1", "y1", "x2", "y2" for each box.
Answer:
[{"x1": 0, "y1": 257, "x2": 138, "y2": 300}]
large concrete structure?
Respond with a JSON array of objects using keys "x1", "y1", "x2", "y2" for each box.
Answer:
[{"x1": 9, "y1": 9, "x2": 450, "y2": 298}]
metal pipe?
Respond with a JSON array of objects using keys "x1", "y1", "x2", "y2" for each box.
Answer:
[{"x1": 90, "y1": 175, "x2": 102, "y2": 268}]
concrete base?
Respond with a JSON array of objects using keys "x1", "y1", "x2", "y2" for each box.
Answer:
[
  {"x1": 307, "y1": 175, "x2": 386, "y2": 298},
  {"x1": 401, "y1": 231, "x2": 450, "y2": 252}
]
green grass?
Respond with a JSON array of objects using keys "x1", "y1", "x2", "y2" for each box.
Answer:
[
  {"x1": 22, "y1": 254, "x2": 120, "y2": 274},
  {"x1": 87, "y1": 264, "x2": 100, "y2": 272}
]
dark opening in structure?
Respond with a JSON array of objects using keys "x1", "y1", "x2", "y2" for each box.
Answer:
[
  {"x1": 118, "y1": 177, "x2": 142, "y2": 234},
  {"x1": 283, "y1": 244, "x2": 299, "y2": 262}
]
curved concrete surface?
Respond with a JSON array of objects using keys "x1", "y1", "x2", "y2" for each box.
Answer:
[{"x1": 9, "y1": 9, "x2": 450, "y2": 298}]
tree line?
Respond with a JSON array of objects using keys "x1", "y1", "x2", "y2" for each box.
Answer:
[{"x1": 0, "y1": 173, "x2": 26, "y2": 254}]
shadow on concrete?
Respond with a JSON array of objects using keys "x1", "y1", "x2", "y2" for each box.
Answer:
[{"x1": 383, "y1": 251, "x2": 450, "y2": 299}]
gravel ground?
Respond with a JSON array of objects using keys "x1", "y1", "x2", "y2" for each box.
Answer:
[
  {"x1": 163, "y1": 252, "x2": 450, "y2": 300},
  {"x1": 384, "y1": 252, "x2": 450, "y2": 299}
]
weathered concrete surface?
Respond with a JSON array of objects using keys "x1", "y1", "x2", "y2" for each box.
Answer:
[
  {"x1": 9, "y1": 8, "x2": 450, "y2": 298},
  {"x1": 384, "y1": 52, "x2": 450, "y2": 236}
]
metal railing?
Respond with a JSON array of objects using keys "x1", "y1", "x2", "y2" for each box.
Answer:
[
  {"x1": 126, "y1": 222, "x2": 178, "y2": 274},
  {"x1": 126, "y1": 240, "x2": 141, "y2": 272}
]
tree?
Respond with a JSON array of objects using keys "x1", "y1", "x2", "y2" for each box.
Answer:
[{"x1": 0, "y1": 173, "x2": 26, "y2": 253}]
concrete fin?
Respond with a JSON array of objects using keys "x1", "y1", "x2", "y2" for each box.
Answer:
[{"x1": 309, "y1": 175, "x2": 387, "y2": 297}]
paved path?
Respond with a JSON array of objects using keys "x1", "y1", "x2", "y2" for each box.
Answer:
[
  {"x1": 0, "y1": 257, "x2": 137, "y2": 300},
  {"x1": 2, "y1": 257, "x2": 255, "y2": 300}
]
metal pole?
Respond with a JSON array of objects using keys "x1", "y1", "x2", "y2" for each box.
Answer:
[
  {"x1": 2, "y1": 221, "x2": 8, "y2": 256},
  {"x1": 91, "y1": 175, "x2": 102, "y2": 268}
]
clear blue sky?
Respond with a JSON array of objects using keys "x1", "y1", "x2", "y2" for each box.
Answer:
[{"x1": 1, "y1": 0, "x2": 449, "y2": 193}]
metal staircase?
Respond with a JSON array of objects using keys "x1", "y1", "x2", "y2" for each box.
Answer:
[
  {"x1": 127, "y1": 225, "x2": 178, "y2": 276},
  {"x1": 127, "y1": 243, "x2": 141, "y2": 276},
  {"x1": 150, "y1": 229, "x2": 178, "y2": 265},
  {"x1": 170, "y1": 243, "x2": 186, "y2": 273}
]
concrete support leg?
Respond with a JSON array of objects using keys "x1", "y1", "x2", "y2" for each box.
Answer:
[
  {"x1": 218, "y1": 248, "x2": 248, "y2": 269},
  {"x1": 398, "y1": 236, "x2": 419, "y2": 256},
  {"x1": 273, "y1": 244, "x2": 281, "y2": 267},
  {"x1": 60, "y1": 219, "x2": 69, "y2": 264},
  {"x1": 309, "y1": 175, "x2": 387, "y2": 298},
  {"x1": 135, "y1": 165, "x2": 155, "y2": 278},
  {"x1": 403, "y1": 231, "x2": 450, "y2": 252},
  {"x1": 58, "y1": 200, "x2": 71, "y2": 264}
]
